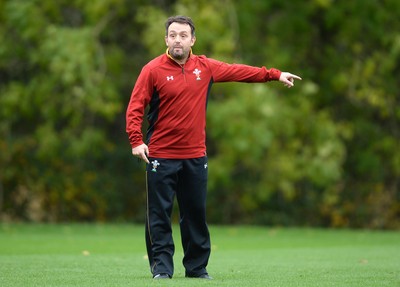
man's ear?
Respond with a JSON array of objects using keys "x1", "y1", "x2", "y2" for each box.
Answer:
[{"x1": 191, "y1": 36, "x2": 196, "y2": 46}]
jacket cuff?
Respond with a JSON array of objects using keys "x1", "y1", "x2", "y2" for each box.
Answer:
[{"x1": 270, "y1": 68, "x2": 281, "y2": 81}]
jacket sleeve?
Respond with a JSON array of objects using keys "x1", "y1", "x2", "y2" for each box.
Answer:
[
  {"x1": 206, "y1": 57, "x2": 281, "y2": 83},
  {"x1": 126, "y1": 66, "x2": 153, "y2": 148}
]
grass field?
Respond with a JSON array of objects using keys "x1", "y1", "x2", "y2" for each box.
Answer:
[{"x1": 0, "y1": 224, "x2": 399, "y2": 287}]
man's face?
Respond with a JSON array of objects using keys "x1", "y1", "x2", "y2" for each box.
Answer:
[{"x1": 165, "y1": 22, "x2": 196, "y2": 62}]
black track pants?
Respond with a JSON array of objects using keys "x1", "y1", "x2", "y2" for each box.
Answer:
[{"x1": 145, "y1": 157, "x2": 210, "y2": 277}]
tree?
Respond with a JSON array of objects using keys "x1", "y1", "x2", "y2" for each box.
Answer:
[
  {"x1": 0, "y1": 0, "x2": 124, "y2": 220},
  {"x1": 1, "y1": 0, "x2": 398, "y2": 228}
]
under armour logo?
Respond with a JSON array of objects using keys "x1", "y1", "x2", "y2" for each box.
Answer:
[
  {"x1": 204, "y1": 163, "x2": 208, "y2": 169},
  {"x1": 166, "y1": 76, "x2": 174, "y2": 81},
  {"x1": 193, "y1": 69, "x2": 201, "y2": 80}
]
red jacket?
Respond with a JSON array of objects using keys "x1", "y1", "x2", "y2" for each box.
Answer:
[{"x1": 126, "y1": 51, "x2": 281, "y2": 159}]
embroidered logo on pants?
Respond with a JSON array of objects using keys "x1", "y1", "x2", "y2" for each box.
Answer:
[{"x1": 151, "y1": 160, "x2": 160, "y2": 172}]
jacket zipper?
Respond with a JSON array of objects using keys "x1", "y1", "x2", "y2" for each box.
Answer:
[{"x1": 181, "y1": 64, "x2": 187, "y2": 83}]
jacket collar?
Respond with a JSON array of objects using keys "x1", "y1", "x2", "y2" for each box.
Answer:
[{"x1": 165, "y1": 48, "x2": 193, "y2": 64}]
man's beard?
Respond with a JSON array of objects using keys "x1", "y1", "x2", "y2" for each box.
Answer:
[{"x1": 170, "y1": 47, "x2": 187, "y2": 61}]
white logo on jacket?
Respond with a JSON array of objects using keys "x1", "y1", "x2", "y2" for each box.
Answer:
[
  {"x1": 166, "y1": 76, "x2": 174, "y2": 81},
  {"x1": 193, "y1": 69, "x2": 201, "y2": 80}
]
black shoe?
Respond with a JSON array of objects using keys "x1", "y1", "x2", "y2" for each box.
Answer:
[
  {"x1": 153, "y1": 273, "x2": 171, "y2": 279},
  {"x1": 186, "y1": 273, "x2": 213, "y2": 280}
]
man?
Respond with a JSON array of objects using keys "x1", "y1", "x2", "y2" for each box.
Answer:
[{"x1": 126, "y1": 15, "x2": 301, "y2": 280}]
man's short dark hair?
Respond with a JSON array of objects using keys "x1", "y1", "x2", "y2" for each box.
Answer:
[{"x1": 165, "y1": 15, "x2": 195, "y2": 36}]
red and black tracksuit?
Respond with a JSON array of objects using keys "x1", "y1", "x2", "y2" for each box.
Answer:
[{"x1": 126, "y1": 50, "x2": 281, "y2": 277}]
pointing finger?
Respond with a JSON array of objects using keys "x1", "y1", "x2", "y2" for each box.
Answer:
[{"x1": 290, "y1": 75, "x2": 302, "y2": 81}]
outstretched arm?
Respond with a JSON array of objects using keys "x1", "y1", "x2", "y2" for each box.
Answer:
[{"x1": 279, "y1": 72, "x2": 302, "y2": 88}]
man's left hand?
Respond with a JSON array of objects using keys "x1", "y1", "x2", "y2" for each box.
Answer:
[{"x1": 279, "y1": 72, "x2": 302, "y2": 88}]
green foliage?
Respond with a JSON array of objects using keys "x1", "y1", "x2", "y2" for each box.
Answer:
[
  {"x1": 207, "y1": 84, "x2": 344, "y2": 225},
  {"x1": 0, "y1": 0, "x2": 124, "y2": 221},
  {"x1": 0, "y1": 0, "x2": 399, "y2": 228}
]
